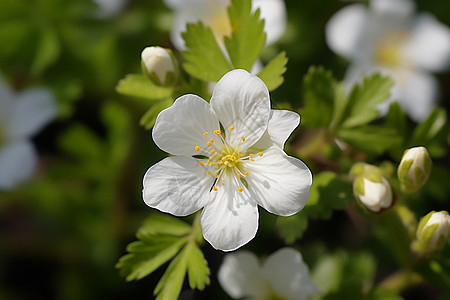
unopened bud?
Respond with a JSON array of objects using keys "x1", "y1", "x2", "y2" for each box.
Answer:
[
  {"x1": 413, "y1": 211, "x2": 450, "y2": 254},
  {"x1": 141, "y1": 46, "x2": 178, "y2": 87},
  {"x1": 351, "y1": 164, "x2": 393, "y2": 213},
  {"x1": 397, "y1": 146, "x2": 432, "y2": 194}
]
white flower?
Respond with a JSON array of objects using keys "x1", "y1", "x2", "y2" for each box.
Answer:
[
  {"x1": 218, "y1": 247, "x2": 320, "y2": 300},
  {"x1": 326, "y1": 0, "x2": 450, "y2": 122},
  {"x1": 142, "y1": 69, "x2": 312, "y2": 251},
  {"x1": 164, "y1": 0, "x2": 287, "y2": 50},
  {"x1": 414, "y1": 211, "x2": 450, "y2": 253},
  {"x1": 141, "y1": 46, "x2": 178, "y2": 86},
  {"x1": 397, "y1": 146, "x2": 432, "y2": 194},
  {"x1": 0, "y1": 75, "x2": 56, "y2": 190}
]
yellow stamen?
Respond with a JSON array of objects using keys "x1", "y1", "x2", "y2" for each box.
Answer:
[
  {"x1": 244, "y1": 171, "x2": 249, "y2": 177},
  {"x1": 210, "y1": 139, "x2": 214, "y2": 143},
  {"x1": 228, "y1": 126, "x2": 234, "y2": 130},
  {"x1": 207, "y1": 171, "x2": 211, "y2": 175},
  {"x1": 241, "y1": 136, "x2": 245, "y2": 141},
  {"x1": 238, "y1": 188, "x2": 243, "y2": 193},
  {"x1": 204, "y1": 132, "x2": 209, "y2": 135},
  {"x1": 209, "y1": 162, "x2": 213, "y2": 166},
  {"x1": 258, "y1": 152, "x2": 263, "y2": 157},
  {"x1": 237, "y1": 173, "x2": 241, "y2": 177},
  {"x1": 213, "y1": 186, "x2": 218, "y2": 191},
  {"x1": 208, "y1": 157, "x2": 213, "y2": 163},
  {"x1": 210, "y1": 149, "x2": 215, "y2": 154},
  {"x1": 238, "y1": 153, "x2": 243, "y2": 158},
  {"x1": 207, "y1": 141, "x2": 212, "y2": 147},
  {"x1": 195, "y1": 146, "x2": 200, "y2": 151},
  {"x1": 200, "y1": 161, "x2": 205, "y2": 166},
  {"x1": 214, "y1": 173, "x2": 219, "y2": 178},
  {"x1": 249, "y1": 154, "x2": 254, "y2": 158},
  {"x1": 222, "y1": 182, "x2": 225, "y2": 185},
  {"x1": 214, "y1": 130, "x2": 221, "y2": 135}
]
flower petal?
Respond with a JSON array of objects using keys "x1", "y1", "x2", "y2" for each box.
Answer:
[
  {"x1": 201, "y1": 173, "x2": 259, "y2": 251},
  {"x1": 253, "y1": 0, "x2": 286, "y2": 45},
  {"x1": 326, "y1": 4, "x2": 367, "y2": 60},
  {"x1": 252, "y1": 109, "x2": 300, "y2": 150},
  {"x1": 245, "y1": 147, "x2": 312, "y2": 216},
  {"x1": 218, "y1": 251, "x2": 267, "y2": 299},
  {"x1": 211, "y1": 69, "x2": 270, "y2": 149},
  {"x1": 406, "y1": 13, "x2": 450, "y2": 72},
  {"x1": 142, "y1": 156, "x2": 213, "y2": 216},
  {"x1": 370, "y1": 0, "x2": 415, "y2": 17},
  {"x1": 394, "y1": 70, "x2": 438, "y2": 122},
  {"x1": 261, "y1": 248, "x2": 320, "y2": 300},
  {"x1": 7, "y1": 88, "x2": 56, "y2": 139},
  {"x1": 152, "y1": 94, "x2": 221, "y2": 156},
  {"x1": 0, "y1": 140, "x2": 37, "y2": 190}
]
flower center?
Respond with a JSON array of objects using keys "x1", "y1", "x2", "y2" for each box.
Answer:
[
  {"x1": 194, "y1": 125, "x2": 263, "y2": 193},
  {"x1": 373, "y1": 30, "x2": 409, "y2": 68}
]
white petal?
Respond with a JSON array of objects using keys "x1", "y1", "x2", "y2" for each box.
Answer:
[
  {"x1": 252, "y1": 109, "x2": 300, "y2": 150},
  {"x1": 152, "y1": 94, "x2": 221, "y2": 156},
  {"x1": 370, "y1": 0, "x2": 415, "y2": 16},
  {"x1": 0, "y1": 140, "x2": 37, "y2": 190},
  {"x1": 394, "y1": 70, "x2": 438, "y2": 122},
  {"x1": 7, "y1": 88, "x2": 56, "y2": 139},
  {"x1": 211, "y1": 69, "x2": 270, "y2": 149},
  {"x1": 245, "y1": 147, "x2": 312, "y2": 216},
  {"x1": 218, "y1": 251, "x2": 267, "y2": 299},
  {"x1": 261, "y1": 248, "x2": 320, "y2": 300},
  {"x1": 142, "y1": 156, "x2": 213, "y2": 216},
  {"x1": 325, "y1": 4, "x2": 367, "y2": 60},
  {"x1": 252, "y1": 0, "x2": 286, "y2": 45},
  {"x1": 406, "y1": 13, "x2": 450, "y2": 72},
  {"x1": 201, "y1": 173, "x2": 259, "y2": 251}
]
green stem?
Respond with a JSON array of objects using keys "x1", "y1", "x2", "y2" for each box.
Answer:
[
  {"x1": 189, "y1": 212, "x2": 203, "y2": 245},
  {"x1": 378, "y1": 269, "x2": 424, "y2": 293}
]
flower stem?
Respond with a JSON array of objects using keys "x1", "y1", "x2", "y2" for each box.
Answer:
[
  {"x1": 378, "y1": 269, "x2": 424, "y2": 293},
  {"x1": 189, "y1": 211, "x2": 203, "y2": 245}
]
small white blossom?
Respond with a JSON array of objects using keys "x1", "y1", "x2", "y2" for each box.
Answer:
[
  {"x1": 141, "y1": 46, "x2": 178, "y2": 86},
  {"x1": 218, "y1": 248, "x2": 320, "y2": 300},
  {"x1": 397, "y1": 146, "x2": 432, "y2": 194},
  {"x1": 326, "y1": 0, "x2": 450, "y2": 122},
  {"x1": 0, "y1": 75, "x2": 56, "y2": 190},
  {"x1": 413, "y1": 211, "x2": 450, "y2": 253},
  {"x1": 142, "y1": 69, "x2": 312, "y2": 251},
  {"x1": 164, "y1": 0, "x2": 287, "y2": 50}
]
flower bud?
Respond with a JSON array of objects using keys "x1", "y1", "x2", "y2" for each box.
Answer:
[
  {"x1": 141, "y1": 46, "x2": 178, "y2": 87},
  {"x1": 412, "y1": 211, "x2": 450, "y2": 254},
  {"x1": 397, "y1": 146, "x2": 432, "y2": 194},
  {"x1": 352, "y1": 165, "x2": 393, "y2": 213}
]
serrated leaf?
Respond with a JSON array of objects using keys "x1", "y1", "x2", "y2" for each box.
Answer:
[
  {"x1": 276, "y1": 213, "x2": 308, "y2": 244},
  {"x1": 341, "y1": 74, "x2": 393, "y2": 128},
  {"x1": 225, "y1": 0, "x2": 266, "y2": 70},
  {"x1": 186, "y1": 243, "x2": 210, "y2": 290},
  {"x1": 182, "y1": 22, "x2": 232, "y2": 82},
  {"x1": 304, "y1": 171, "x2": 352, "y2": 219},
  {"x1": 139, "y1": 98, "x2": 173, "y2": 129},
  {"x1": 257, "y1": 51, "x2": 287, "y2": 91},
  {"x1": 137, "y1": 213, "x2": 192, "y2": 239},
  {"x1": 301, "y1": 66, "x2": 336, "y2": 128},
  {"x1": 337, "y1": 126, "x2": 401, "y2": 155},
  {"x1": 116, "y1": 74, "x2": 172, "y2": 100}
]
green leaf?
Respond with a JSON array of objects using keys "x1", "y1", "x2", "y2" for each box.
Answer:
[
  {"x1": 139, "y1": 98, "x2": 174, "y2": 129},
  {"x1": 116, "y1": 74, "x2": 173, "y2": 101},
  {"x1": 304, "y1": 171, "x2": 352, "y2": 219},
  {"x1": 182, "y1": 22, "x2": 232, "y2": 82},
  {"x1": 409, "y1": 108, "x2": 447, "y2": 157},
  {"x1": 137, "y1": 213, "x2": 192, "y2": 238},
  {"x1": 301, "y1": 66, "x2": 336, "y2": 128},
  {"x1": 337, "y1": 126, "x2": 401, "y2": 155},
  {"x1": 276, "y1": 213, "x2": 308, "y2": 244},
  {"x1": 224, "y1": 0, "x2": 266, "y2": 70},
  {"x1": 185, "y1": 243, "x2": 210, "y2": 290},
  {"x1": 341, "y1": 74, "x2": 393, "y2": 128},
  {"x1": 31, "y1": 26, "x2": 60, "y2": 75},
  {"x1": 385, "y1": 102, "x2": 407, "y2": 158},
  {"x1": 257, "y1": 51, "x2": 287, "y2": 91}
]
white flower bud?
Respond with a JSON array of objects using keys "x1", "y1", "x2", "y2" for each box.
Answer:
[
  {"x1": 397, "y1": 146, "x2": 432, "y2": 194},
  {"x1": 353, "y1": 168, "x2": 393, "y2": 213},
  {"x1": 413, "y1": 211, "x2": 450, "y2": 254},
  {"x1": 141, "y1": 46, "x2": 178, "y2": 86}
]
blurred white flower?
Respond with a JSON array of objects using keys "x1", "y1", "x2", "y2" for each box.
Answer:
[
  {"x1": 397, "y1": 146, "x2": 432, "y2": 194},
  {"x1": 142, "y1": 69, "x2": 311, "y2": 251},
  {"x1": 0, "y1": 76, "x2": 56, "y2": 190},
  {"x1": 93, "y1": 0, "x2": 128, "y2": 18},
  {"x1": 413, "y1": 210, "x2": 450, "y2": 253},
  {"x1": 164, "y1": 0, "x2": 287, "y2": 50},
  {"x1": 141, "y1": 46, "x2": 178, "y2": 86},
  {"x1": 326, "y1": 0, "x2": 450, "y2": 122},
  {"x1": 218, "y1": 247, "x2": 320, "y2": 300}
]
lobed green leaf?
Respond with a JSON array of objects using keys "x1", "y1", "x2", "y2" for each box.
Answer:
[
  {"x1": 257, "y1": 51, "x2": 288, "y2": 91},
  {"x1": 116, "y1": 74, "x2": 173, "y2": 100}
]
